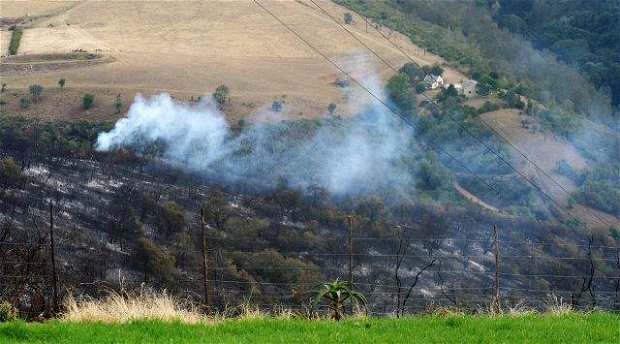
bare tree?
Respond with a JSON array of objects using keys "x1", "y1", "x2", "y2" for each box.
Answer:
[
  {"x1": 394, "y1": 225, "x2": 436, "y2": 317},
  {"x1": 436, "y1": 260, "x2": 459, "y2": 309},
  {"x1": 0, "y1": 215, "x2": 48, "y2": 318},
  {"x1": 571, "y1": 236, "x2": 596, "y2": 308}
]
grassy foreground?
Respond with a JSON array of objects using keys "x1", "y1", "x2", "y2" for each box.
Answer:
[{"x1": 0, "y1": 313, "x2": 618, "y2": 343}]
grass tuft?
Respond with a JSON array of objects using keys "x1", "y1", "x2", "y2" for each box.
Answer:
[
  {"x1": 62, "y1": 289, "x2": 208, "y2": 324},
  {"x1": 544, "y1": 294, "x2": 574, "y2": 315}
]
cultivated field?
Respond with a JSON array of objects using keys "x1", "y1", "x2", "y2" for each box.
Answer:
[{"x1": 1, "y1": 0, "x2": 465, "y2": 122}]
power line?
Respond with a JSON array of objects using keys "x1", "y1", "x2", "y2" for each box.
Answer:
[
  {"x1": 251, "y1": 0, "x2": 507, "y2": 207},
  {"x1": 329, "y1": 0, "x2": 618, "y2": 231},
  {"x1": 275, "y1": 0, "x2": 559, "y2": 228}
]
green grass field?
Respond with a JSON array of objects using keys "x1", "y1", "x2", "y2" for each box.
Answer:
[{"x1": 0, "y1": 313, "x2": 618, "y2": 343}]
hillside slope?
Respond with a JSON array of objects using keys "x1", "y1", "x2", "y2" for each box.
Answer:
[{"x1": 1, "y1": 0, "x2": 464, "y2": 121}]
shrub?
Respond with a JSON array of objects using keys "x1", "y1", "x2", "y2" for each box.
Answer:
[
  {"x1": 415, "y1": 83, "x2": 426, "y2": 94},
  {"x1": 502, "y1": 90, "x2": 525, "y2": 109},
  {"x1": 82, "y1": 94, "x2": 95, "y2": 109},
  {"x1": 0, "y1": 301, "x2": 17, "y2": 322},
  {"x1": 134, "y1": 237, "x2": 180, "y2": 291},
  {"x1": 313, "y1": 279, "x2": 366, "y2": 321},
  {"x1": 344, "y1": 12, "x2": 353, "y2": 24},
  {"x1": 430, "y1": 65, "x2": 444, "y2": 76},
  {"x1": 28, "y1": 84, "x2": 43, "y2": 102},
  {"x1": 399, "y1": 62, "x2": 425, "y2": 83},
  {"x1": 554, "y1": 160, "x2": 583, "y2": 184},
  {"x1": 213, "y1": 84, "x2": 229, "y2": 105},
  {"x1": 335, "y1": 75, "x2": 350, "y2": 88},
  {"x1": 114, "y1": 94, "x2": 122, "y2": 113},
  {"x1": 272, "y1": 100, "x2": 283, "y2": 112},
  {"x1": 327, "y1": 102, "x2": 336, "y2": 116},
  {"x1": 478, "y1": 101, "x2": 500, "y2": 113},
  {"x1": 19, "y1": 96, "x2": 31, "y2": 109},
  {"x1": 386, "y1": 73, "x2": 415, "y2": 111},
  {"x1": 0, "y1": 157, "x2": 25, "y2": 187},
  {"x1": 159, "y1": 201, "x2": 187, "y2": 236},
  {"x1": 8, "y1": 27, "x2": 22, "y2": 55}
]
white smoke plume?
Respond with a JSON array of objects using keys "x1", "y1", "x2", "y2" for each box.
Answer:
[{"x1": 96, "y1": 63, "x2": 415, "y2": 200}]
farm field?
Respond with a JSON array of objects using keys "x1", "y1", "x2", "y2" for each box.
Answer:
[
  {"x1": 0, "y1": 0, "x2": 466, "y2": 122},
  {"x1": 1, "y1": 313, "x2": 619, "y2": 344}
]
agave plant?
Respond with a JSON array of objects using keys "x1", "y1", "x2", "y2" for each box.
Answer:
[{"x1": 313, "y1": 279, "x2": 367, "y2": 321}]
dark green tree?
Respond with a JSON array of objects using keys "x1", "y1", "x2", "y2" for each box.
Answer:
[
  {"x1": 134, "y1": 237, "x2": 180, "y2": 290},
  {"x1": 272, "y1": 100, "x2": 283, "y2": 112},
  {"x1": 327, "y1": 102, "x2": 337, "y2": 116},
  {"x1": 114, "y1": 94, "x2": 122, "y2": 114},
  {"x1": 82, "y1": 94, "x2": 95, "y2": 109},
  {"x1": 213, "y1": 84, "x2": 229, "y2": 105},
  {"x1": 344, "y1": 12, "x2": 353, "y2": 24},
  {"x1": 28, "y1": 84, "x2": 43, "y2": 102},
  {"x1": 159, "y1": 201, "x2": 187, "y2": 236},
  {"x1": 19, "y1": 96, "x2": 31, "y2": 109}
]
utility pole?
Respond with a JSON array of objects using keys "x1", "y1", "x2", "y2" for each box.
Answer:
[
  {"x1": 365, "y1": 16, "x2": 368, "y2": 33},
  {"x1": 492, "y1": 225, "x2": 501, "y2": 314},
  {"x1": 347, "y1": 215, "x2": 353, "y2": 284},
  {"x1": 200, "y1": 208, "x2": 211, "y2": 311},
  {"x1": 49, "y1": 201, "x2": 58, "y2": 313}
]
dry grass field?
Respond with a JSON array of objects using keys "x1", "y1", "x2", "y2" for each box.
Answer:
[
  {"x1": 480, "y1": 109, "x2": 620, "y2": 229},
  {"x1": 1, "y1": 0, "x2": 465, "y2": 122}
]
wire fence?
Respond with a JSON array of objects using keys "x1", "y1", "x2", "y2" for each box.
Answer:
[{"x1": 3, "y1": 232, "x2": 619, "y2": 317}]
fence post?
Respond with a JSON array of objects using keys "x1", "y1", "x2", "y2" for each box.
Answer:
[
  {"x1": 49, "y1": 201, "x2": 59, "y2": 313},
  {"x1": 200, "y1": 208, "x2": 211, "y2": 311},
  {"x1": 492, "y1": 225, "x2": 501, "y2": 314},
  {"x1": 347, "y1": 215, "x2": 353, "y2": 284}
]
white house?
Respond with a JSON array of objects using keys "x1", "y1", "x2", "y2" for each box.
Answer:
[{"x1": 423, "y1": 74, "x2": 444, "y2": 90}]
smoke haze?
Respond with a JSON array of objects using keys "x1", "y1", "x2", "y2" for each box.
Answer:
[{"x1": 96, "y1": 73, "x2": 416, "y2": 200}]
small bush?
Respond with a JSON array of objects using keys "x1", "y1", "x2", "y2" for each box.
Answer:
[
  {"x1": 213, "y1": 84, "x2": 229, "y2": 105},
  {"x1": 478, "y1": 101, "x2": 500, "y2": 113},
  {"x1": 114, "y1": 94, "x2": 122, "y2": 113},
  {"x1": 0, "y1": 157, "x2": 26, "y2": 188},
  {"x1": 82, "y1": 94, "x2": 95, "y2": 109},
  {"x1": 344, "y1": 12, "x2": 353, "y2": 24},
  {"x1": 327, "y1": 102, "x2": 336, "y2": 116},
  {"x1": 28, "y1": 84, "x2": 43, "y2": 102},
  {"x1": 272, "y1": 100, "x2": 283, "y2": 112},
  {"x1": 0, "y1": 301, "x2": 17, "y2": 322},
  {"x1": 19, "y1": 96, "x2": 31, "y2": 109},
  {"x1": 335, "y1": 76, "x2": 350, "y2": 88},
  {"x1": 8, "y1": 27, "x2": 22, "y2": 55},
  {"x1": 415, "y1": 83, "x2": 426, "y2": 94}
]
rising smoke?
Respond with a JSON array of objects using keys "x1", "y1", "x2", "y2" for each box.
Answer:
[{"x1": 96, "y1": 67, "x2": 416, "y2": 201}]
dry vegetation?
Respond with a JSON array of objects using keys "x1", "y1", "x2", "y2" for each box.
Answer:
[
  {"x1": 63, "y1": 290, "x2": 207, "y2": 324},
  {"x1": 1, "y1": 0, "x2": 465, "y2": 122}
]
